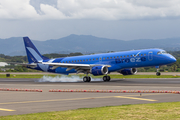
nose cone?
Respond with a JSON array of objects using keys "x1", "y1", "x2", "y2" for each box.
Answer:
[{"x1": 169, "y1": 56, "x2": 177, "y2": 63}]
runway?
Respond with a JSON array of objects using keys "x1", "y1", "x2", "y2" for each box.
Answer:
[{"x1": 0, "y1": 78, "x2": 180, "y2": 116}]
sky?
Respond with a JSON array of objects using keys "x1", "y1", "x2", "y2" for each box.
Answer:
[{"x1": 0, "y1": 0, "x2": 180, "y2": 41}]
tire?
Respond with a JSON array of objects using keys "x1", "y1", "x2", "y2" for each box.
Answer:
[
  {"x1": 103, "y1": 76, "x2": 107, "y2": 82},
  {"x1": 156, "y1": 72, "x2": 161, "y2": 76},
  {"x1": 107, "y1": 76, "x2": 111, "y2": 81},
  {"x1": 87, "y1": 77, "x2": 91, "y2": 82},
  {"x1": 83, "y1": 77, "x2": 88, "y2": 82}
]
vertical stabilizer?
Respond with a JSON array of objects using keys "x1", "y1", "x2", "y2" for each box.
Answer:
[{"x1": 23, "y1": 37, "x2": 43, "y2": 63}]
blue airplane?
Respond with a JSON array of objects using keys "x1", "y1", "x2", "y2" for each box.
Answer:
[{"x1": 22, "y1": 37, "x2": 176, "y2": 82}]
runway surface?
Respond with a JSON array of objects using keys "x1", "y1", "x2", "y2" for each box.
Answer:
[
  {"x1": 1, "y1": 72, "x2": 180, "y2": 75},
  {"x1": 0, "y1": 78, "x2": 180, "y2": 116}
]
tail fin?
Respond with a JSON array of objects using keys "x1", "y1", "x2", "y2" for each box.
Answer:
[{"x1": 23, "y1": 37, "x2": 49, "y2": 63}]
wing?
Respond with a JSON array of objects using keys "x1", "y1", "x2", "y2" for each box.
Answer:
[{"x1": 42, "y1": 62, "x2": 111, "y2": 73}]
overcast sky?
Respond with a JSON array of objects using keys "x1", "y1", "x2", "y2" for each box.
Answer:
[{"x1": 0, "y1": 0, "x2": 180, "y2": 41}]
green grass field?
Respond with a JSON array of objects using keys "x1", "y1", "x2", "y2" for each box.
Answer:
[
  {"x1": 0, "y1": 74, "x2": 180, "y2": 79},
  {"x1": 0, "y1": 102, "x2": 180, "y2": 120}
]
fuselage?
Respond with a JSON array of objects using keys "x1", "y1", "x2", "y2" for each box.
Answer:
[{"x1": 34, "y1": 48, "x2": 176, "y2": 74}]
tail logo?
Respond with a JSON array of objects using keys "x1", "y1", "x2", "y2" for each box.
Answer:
[{"x1": 26, "y1": 47, "x2": 43, "y2": 63}]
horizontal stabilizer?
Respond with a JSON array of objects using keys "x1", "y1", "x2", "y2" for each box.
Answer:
[{"x1": 8, "y1": 62, "x2": 37, "y2": 68}]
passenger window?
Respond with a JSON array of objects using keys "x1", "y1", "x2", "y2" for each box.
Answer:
[
  {"x1": 107, "y1": 57, "x2": 109, "y2": 59},
  {"x1": 117, "y1": 56, "x2": 119, "y2": 58},
  {"x1": 100, "y1": 58, "x2": 102, "y2": 60},
  {"x1": 110, "y1": 57, "x2": 112, "y2": 59},
  {"x1": 77, "y1": 60, "x2": 79, "y2": 62},
  {"x1": 89, "y1": 59, "x2": 91, "y2": 61},
  {"x1": 66, "y1": 61, "x2": 67, "y2": 63},
  {"x1": 144, "y1": 54, "x2": 146, "y2": 56},
  {"x1": 141, "y1": 54, "x2": 143, "y2": 56},
  {"x1": 83, "y1": 60, "x2": 85, "y2": 62},
  {"x1": 80, "y1": 60, "x2": 82, "y2": 62},
  {"x1": 103, "y1": 58, "x2": 105, "y2": 60},
  {"x1": 114, "y1": 57, "x2": 115, "y2": 59},
  {"x1": 127, "y1": 55, "x2": 129, "y2": 57},
  {"x1": 96, "y1": 58, "x2": 98, "y2": 60},
  {"x1": 93, "y1": 59, "x2": 94, "y2": 61},
  {"x1": 74, "y1": 60, "x2": 76, "y2": 62},
  {"x1": 124, "y1": 56, "x2": 125, "y2": 58},
  {"x1": 72, "y1": 61, "x2": 73, "y2": 63},
  {"x1": 130, "y1": 55, "x2": 132, "y2": 57},
  {"x1": 86, "y1": 59, "x2": 88, "y2": 61},
  {"x1": 120, "y1": 56, "x2": 122, "y2": 58}
]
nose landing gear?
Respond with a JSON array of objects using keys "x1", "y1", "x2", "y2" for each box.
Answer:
[
  {"x1": 156, "y1": 72, "x2": 161, "y2": 76},
  {"x1": 156, "y1": 66, "x2": 161, "y2": 76}
]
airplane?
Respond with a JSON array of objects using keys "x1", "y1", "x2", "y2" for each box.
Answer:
[{"x1": 21, "y1": 37, "x2": 176, "y2": 82}]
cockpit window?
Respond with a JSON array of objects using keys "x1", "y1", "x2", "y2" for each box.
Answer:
[
  {"x1": 162, "y1": 51, "x2": 167, "y2": 54},
  {"x1": 157, "y1": 51, "x2": 161, "y2": 54},
  {"x1": 157, "y1": 51, "x2": 168, "y2": 55}
]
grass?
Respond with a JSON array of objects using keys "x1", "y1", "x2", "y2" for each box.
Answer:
[
  {"x1": 0, "y1": 74, "x2": 180, "y2": 79},
  {"x1": 0, "y1": 102, "x2": 180, "y2": 120}
]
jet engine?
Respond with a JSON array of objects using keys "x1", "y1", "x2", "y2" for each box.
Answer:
[
  {"x1": 118, "y1": 68, "x2": 137, "y2": 75},
  {"x1": 91, "y1": 66, "x2": 108, "y2": 76}
]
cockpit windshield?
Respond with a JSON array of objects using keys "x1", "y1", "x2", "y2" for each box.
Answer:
[
  {"x1": 162, "y1": 51, "x2": 167, "y2": 54},
  {"x1": 157, "y1": 51, "x2": 168, "y2": 55}
]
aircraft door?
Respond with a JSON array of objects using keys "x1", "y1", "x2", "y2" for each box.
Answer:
[
  {"x1": 148, "y1": 51, "x2": 153, "y2": 61},
  {"x1": 99, "y1": 56, "x2": 102, "y2": 63}
]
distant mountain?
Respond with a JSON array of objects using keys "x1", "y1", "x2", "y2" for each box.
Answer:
[{"x1": 0, "y1": 34, "x2": 180, "y2": 56}]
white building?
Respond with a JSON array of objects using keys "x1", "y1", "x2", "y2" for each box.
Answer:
[{"x1": 0, "y1": 62, "x2": 8, "y2": 67}]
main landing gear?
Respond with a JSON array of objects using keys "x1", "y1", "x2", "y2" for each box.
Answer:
[
  {"x1": 83, "y1": 76, "x2": 91, "y2": 82},
  {"x1": 103, "y1": 75, "x2": 111, "y2": 82},
  {"x1": 83, "y1": 75, "x2": 111, "y2": 82}
]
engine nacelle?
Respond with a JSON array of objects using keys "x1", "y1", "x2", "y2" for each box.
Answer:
[
  {"x1": 91, "y1": 66, "x2": 108, "y2": 76},
  {"x1": 118, "y1": 68, "x2": 137, "y2": 75}
]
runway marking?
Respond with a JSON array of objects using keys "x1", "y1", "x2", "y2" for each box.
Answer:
[
  {"x1": 0, "y1": 96, "x2": 114, "y2": 105},
  {"x1": 125, "y1": 93, "x2": 167, "y2": 96},
  {"x1": 114, "y1": 96, "x2": 157, "y2": 101},
  {"x1": 0, "y1": 108, "x2": 15, "y2": 111},
  {"x1": 0, "y1": 93, "x2": 161, "y2": 105}
]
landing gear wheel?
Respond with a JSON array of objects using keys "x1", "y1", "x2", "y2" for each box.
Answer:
[
  {"x1": 107, "y1": 76, "x2": 111, "y2": 81},
  {"x1": 156, "y1": 72, "x2": 161, "y2": 76},
  {"x1": 87, "y1": 77, "x2": 91, "y2": 82},
  {"x1": 103, "y1": 76, "x2": 111, "y2": 82},
  {"x1": 83, "y1": 77, "x2": 87, "y2": 82},
  {"x1": 83, "y1": 76, "x2": 91, "y2": 82},
  {"x1": 103, "y1": 76, "x2": 107, "y2": 81}
]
